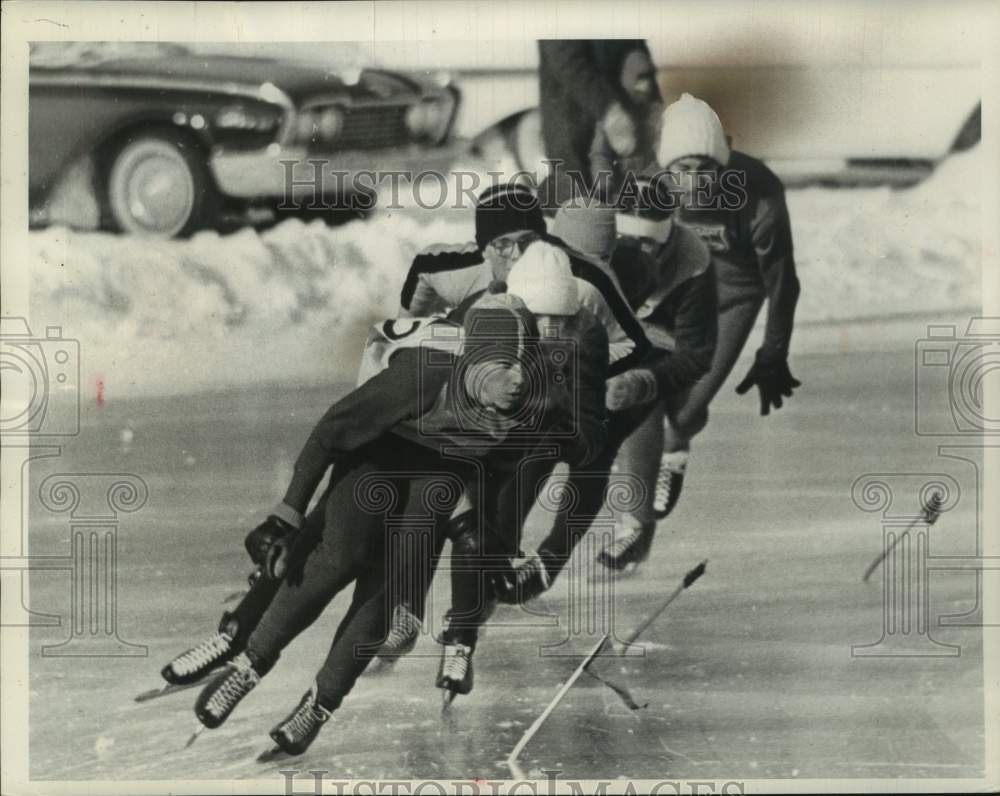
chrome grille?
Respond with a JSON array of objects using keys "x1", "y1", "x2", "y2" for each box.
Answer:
[{"x1": 307, "y1": 103, "x2": 410, "y2": 150}]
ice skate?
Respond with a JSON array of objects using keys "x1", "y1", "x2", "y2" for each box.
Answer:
[
  {"x1": 494, "y1": 554, "x2": 551, "y2": 605},
  {"x1": 194, "y1": 651, "x2": 262, "y2": 729},
  {"x1": 653, "y1": 450, "x2": 688, "y2": 519},
  {"x1": 371, "y1": 602, "x2": 421, "y2": 669},
  {"x1": 436, "y1": 641, "x2": 474, "y2": 704},
  {"x1": 162, "y1": 615, "x2": 242, "y2": 685},
  {"x1": 268, "y1": 683, "x2": 333, "y2": 757},
  {"x1": 596, "y1": 523, "x2": 655, "y2": 572}
]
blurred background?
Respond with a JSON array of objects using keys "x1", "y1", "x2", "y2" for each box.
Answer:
[{"x1": 26, "y1": 2, "x2": 983, "y2": 399}]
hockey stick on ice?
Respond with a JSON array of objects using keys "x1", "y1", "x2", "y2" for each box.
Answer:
[
  {"x1": 505, "y1": 561, "x2": 708, "y2": 776},
  {"x1": 862, "y1": 492, "x2": 943, "y2": 583},
  {"x1": 506, "y1": 633, "x2": 610, "y2": 780},
  {"x1": 584, "y1": 560, "x2": 708, "y2": 710}
]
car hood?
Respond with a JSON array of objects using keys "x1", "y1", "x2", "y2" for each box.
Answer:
[{"x1": 32, "y1": 50, "x2": 439, "y2": 105}]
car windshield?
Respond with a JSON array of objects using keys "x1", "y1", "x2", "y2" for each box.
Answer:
[
  {"x1": 29, "y1": 42, "x2": 193, "y2": 68},
  {"x1": 29, "y1": 41, "x2": 369, "y2": 70}
]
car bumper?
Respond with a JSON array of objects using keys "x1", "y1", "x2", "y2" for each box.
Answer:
[{"x1": 210, "y1": 142, "x2": 466, "y2": 200}]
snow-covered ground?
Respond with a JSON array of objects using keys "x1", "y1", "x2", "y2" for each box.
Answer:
[{"x1": 28, "y1": 146, "x2": 982, "y2": 398}]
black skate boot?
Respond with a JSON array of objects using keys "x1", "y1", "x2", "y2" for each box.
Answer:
[
  {"x1": 494, "y1": 555, "x2": 551, "y2": 605},
  {"x1": 436, "y1": 640, "x2": 474, "y2": 699},
  {"x1": 194, "y1": 651, "x2": 264, "y2": 728},
  {"x1": 653, "y1": 450, "x2": 688, "y2": 519},
  {"x1": 374, "y1": 602, "x2": 422, "y2": 666},
  {"x1": 162, "y1": 613, "x2": 242, "y2": 685},
  {"x1": 269, "y1": 684, "x2": 333, "y2": 757},
  {"x1": 596, "y1": 523, "x2": 655, "y2": 572}
]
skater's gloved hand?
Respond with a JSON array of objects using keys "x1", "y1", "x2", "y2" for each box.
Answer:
[
  {"x1": 245, "y1": 506, "x2": 301, "y2": 580},
  {"x1": 603, "y1": 101, "x2": 637, "y2": 158},
  {"x1": 605, "y1": 368, "x2": 658, "y2": 412},
  {"x1": 486, "y1": 558, "x2": 518, "y2": 599},
  {"x1": 265, "y1": 532, "x2": 299, "y2": 581},
  {"x1": 734, "y1": 349, "x2": 801, "y2": 416}
]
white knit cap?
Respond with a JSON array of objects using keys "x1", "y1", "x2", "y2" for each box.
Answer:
[
  {"x1": 657, "y1": 92, "x2": 730, "y2": 168},
  {"x1": 550, "y1": 202, "x2": 617, "y2": 260},
  {"x1": 506, "y1": 241, "x2": 579, "y2": 316}
]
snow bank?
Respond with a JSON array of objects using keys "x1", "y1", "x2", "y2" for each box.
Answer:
[
  {"x1": 29, "y1": 211, "x2": 473, "y2": 397},
  {"x1": 28, "y1": 149, "x2": 981, "y2": 397},
  {"x1": 789, "y1": 145, "x2": 981, "y2": 323}
]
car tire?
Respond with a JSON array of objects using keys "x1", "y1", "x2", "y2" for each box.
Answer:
[{"x1": 106, "y1": 132, "x2": 217, "y2": 237}]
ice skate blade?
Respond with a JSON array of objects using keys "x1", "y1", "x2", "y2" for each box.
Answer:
[
  {"x1": 440, "y1": 688, "x2": 459, "y2": 712},
  {"x1": 136, "y1": 678, "x2": 209, "y2": 703},
  {"x1": 184, "y1": 724, "x2": 207, "y2": 749}
]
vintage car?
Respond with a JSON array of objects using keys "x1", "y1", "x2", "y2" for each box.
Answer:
[{"x1": 29, "y1": 43, "x2": 461, "y2": 237}]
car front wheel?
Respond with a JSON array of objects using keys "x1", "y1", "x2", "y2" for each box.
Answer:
[{"x1": 106, "y1": 133, "x2": 216, "y2": 237}]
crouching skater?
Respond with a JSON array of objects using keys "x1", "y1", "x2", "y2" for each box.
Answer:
[{"x1": 161, "y1": 293, "x2": 606, "y2": 756}]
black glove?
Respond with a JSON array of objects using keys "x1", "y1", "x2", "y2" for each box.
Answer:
[
  {"x1": 245, "y1": 515, "x2": 297, "y2": 580},
  {"x1": 605, "y1": 368, "x2": 658, "y2": 412},
  {"x1": 735, "y1": 350, "x2": 801, "y2": 416},
  {"x1": 447, "y1": 510, "x2": 516, "y2": 598}
]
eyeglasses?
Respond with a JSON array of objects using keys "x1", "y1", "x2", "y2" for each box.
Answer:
[{"x1": 489, "y1": 232, "x2": 538, "y2": 259}]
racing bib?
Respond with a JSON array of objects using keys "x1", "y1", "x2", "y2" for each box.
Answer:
[{"x1": 355, "y1": 317, "x2": 463, "y2": 386}]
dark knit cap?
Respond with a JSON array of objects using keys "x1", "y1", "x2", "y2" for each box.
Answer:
[
  {"x1": 461, "y1": 293, "x2": 539, "y2": 360},
  {"x1": 474, "y1": 184, "x2": 547, "y2": 251},
  {"x1": 458, "y1": 293, "x2": 543, "y2": 424}
]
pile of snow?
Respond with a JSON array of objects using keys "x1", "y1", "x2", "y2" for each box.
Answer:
[
  {"x1": 29, "y1": 211, "x2": 473, "y2": 398},
  {"x1": 28, "y1": 148, "x2": 981, "y2": 398},
  {"x1": 789, "y1": 145, "x2": 981, "y2": 322}
]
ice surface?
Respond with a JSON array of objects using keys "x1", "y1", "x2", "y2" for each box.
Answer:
[{"x1": 25, "y1": 346, "x2": 985, "y2": 780}]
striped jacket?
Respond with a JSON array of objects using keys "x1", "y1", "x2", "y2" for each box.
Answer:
[{"x1": 398, "y1": 235, "x2": 650, "y2": 378}]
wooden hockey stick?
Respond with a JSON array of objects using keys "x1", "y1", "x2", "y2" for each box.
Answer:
[
  {"x1": 506, "y1": 633, "x2": 610, "y2": 779},
  {"x1": 506, "y1": 560, "x2": 709, "y2": 776}
]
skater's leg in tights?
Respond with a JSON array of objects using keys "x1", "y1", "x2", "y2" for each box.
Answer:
[
  {"x1": 491, "y1": 449, "x2": 562, "y2": 552},
  {"x1": 612, "y1": 403, "x2": 665, "y2": 528},
  {"x1": 444, "y1": 449, "x2": 561, "y2": 648},
  {"x1": 245, "y1": 460, "x2": 401, "y2": 669},
  {"x1": 537, "y1": 405, "x2": 652, "y2": 576},
  {"x1": 313, "y1": 562, "x2": 391, "y2": 710},
  {"x1": 314, "y1": 475, "x2": 456, "y2": 707},
  {"x1": 388, "y1": 489, "x2": 470, "y2": 626},
  {"x1": 445, "y1": 526, "x2": 496, "y2": 650},
  {"x1": 664, "y1": 296, "x2": 763, "y2": 452}
]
